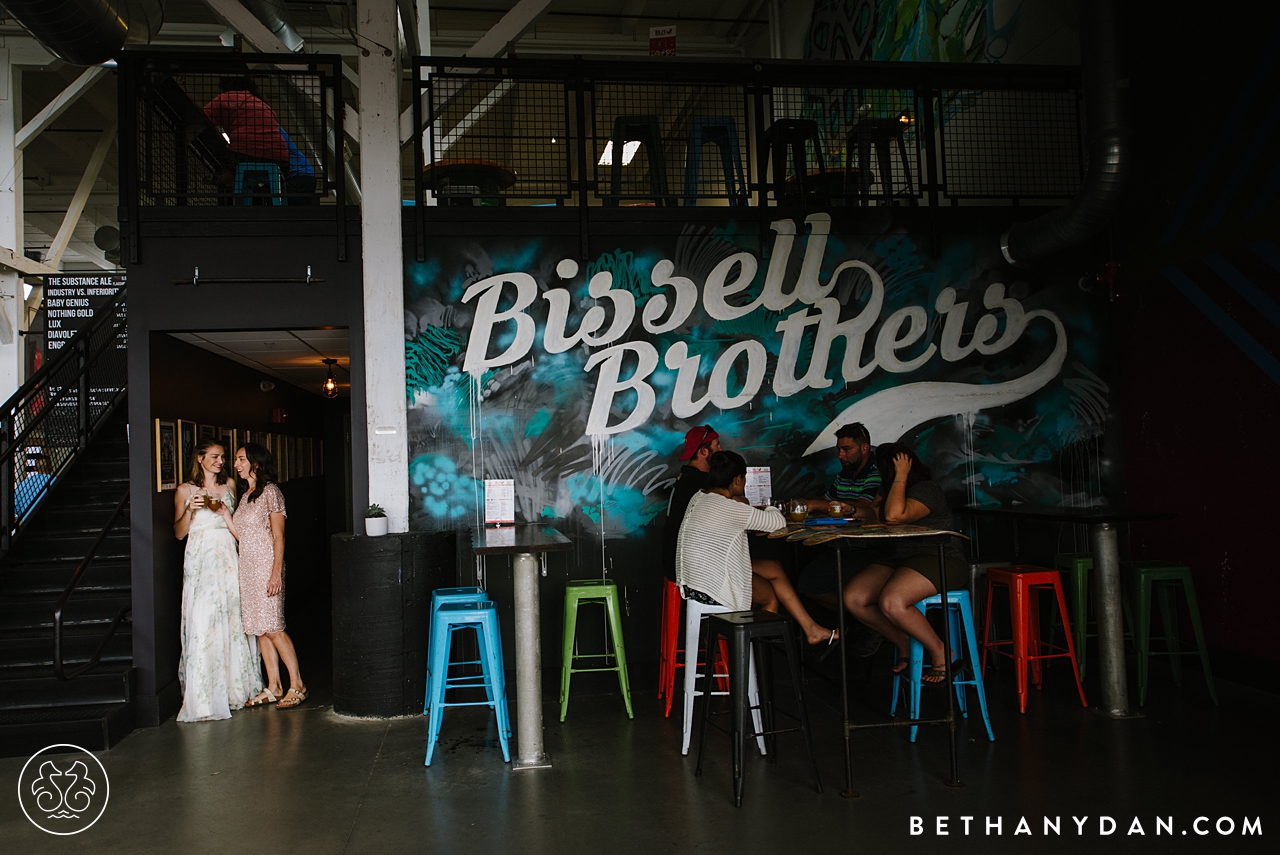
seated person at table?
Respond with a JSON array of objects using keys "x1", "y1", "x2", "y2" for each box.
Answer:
[
  {"x1": 842, "y1": 443, "x2": 969, "y2": 683},
  {"x1": 797, "y1": 423, "x2": 882, "y2": 614},
  {"x1": 203, "y1": 77, "x2": 291, "y2": 197},
  {"x1": 661, "y1": 425, "x2": 721, "y2": 580},
  {"x1": 802, "y1": 422, "x2": 882, "y2": 517},
  {"x1": 676, "y1": 451, "x2": 837, "y2": 647}
]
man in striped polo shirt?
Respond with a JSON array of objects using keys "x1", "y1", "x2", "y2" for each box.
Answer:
[
  {"x1": 805, "y1": 422, "x2": 882, "y2": 516},
  {"x1": 799, "y1": 423, "x2": 885, "y2": 654}
]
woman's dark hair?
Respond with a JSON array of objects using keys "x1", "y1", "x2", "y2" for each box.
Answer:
[
  {"x1": 875, "y1": 442, "x2": 932, "y2": 491},
  {"x1": 236, "y1": 442, "x2": 278, "y2": 504},
  {"x1": 186, "y1": 439, "x2": 229, "y2": 486},
  {"x1": 707, "y1": 450, "x2": 747, "y2": 490}
]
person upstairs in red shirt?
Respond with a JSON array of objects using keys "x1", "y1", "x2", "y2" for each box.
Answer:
[{"x1": 204, "y1": 77, "x2": 291, "y2": 199}]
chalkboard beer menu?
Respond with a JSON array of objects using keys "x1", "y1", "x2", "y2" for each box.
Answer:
[{"x1": 44, "y1": 274, "x2": 126, "y2": 353}]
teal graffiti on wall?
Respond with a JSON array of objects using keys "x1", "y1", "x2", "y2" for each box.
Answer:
[{"x1": 402, "y1": 218, "x2": 1115, "y2": 563}]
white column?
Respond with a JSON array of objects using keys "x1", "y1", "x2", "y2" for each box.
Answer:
[
  {"x1": 0, "y1": 50, "x2": 24, "y2": 397},
  {"x1": 358, "y1": 0, "x2": 410, "y2": 531}
]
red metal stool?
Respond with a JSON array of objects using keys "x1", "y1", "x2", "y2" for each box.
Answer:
[
  {"x1": 658, "y1": 578, "x2": 682, "y2": 715},
  {"x1": 658, "y1": 578, "x2": 730, "y2": 717},
  {"x1": 982, "y1": 565, "x2": 1088, "y2": 713}
]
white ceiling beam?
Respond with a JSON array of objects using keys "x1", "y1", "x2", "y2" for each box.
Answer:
[
  {"x1": 201, "y1": 0, "x2": 361, "y2": 137},
  {"x1": 46, "y1": 120, "x2": 116, "y2": 268},
  {"x1": 465, "y1": 0, "x2": 555, "y2": 58},
  {"x1": 617, "y1": 0, "x2": 647, "y2": 36},
  {"x1": 15, "y1": 66, "x2": 108, "y2": 151},
  {"x1": 201, "y1": 0, "x2": 294, "y2": 54},
  {"x1": 399, "y1": 0, "x2": 554, "y2": 146},
  {"x1": 0, "y1": 246, "x2": 58, "y2": 276}
]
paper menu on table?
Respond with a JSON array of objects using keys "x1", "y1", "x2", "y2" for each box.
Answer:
[
  {"x1": 745, "y1": 467, "x2": 772, "y2": 507},
  {"x1": 483, "y1": 478, "x2": 515, "y2": 525}
]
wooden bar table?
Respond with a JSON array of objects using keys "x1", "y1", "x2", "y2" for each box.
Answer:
[
  {"x1": 960, "y1": 507, "x2": 1175, "y2": 719},
  {"x1": 783, "y1": 522, "x2": 968, "y2": 797},
  {"x1": 472, "y1": 524, "x2": 573, "y2": 769}
]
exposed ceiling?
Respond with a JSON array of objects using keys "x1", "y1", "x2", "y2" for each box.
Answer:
[
  {"x1": 1, "y1": 2, "x2": 776, "y2": 275},
  {"x1": 169, "y1": 328, "x2": 351, "y2": 397}
]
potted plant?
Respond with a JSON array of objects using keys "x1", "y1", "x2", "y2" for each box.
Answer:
[{"x1": 364, "y1": 504, "x2": 389, "y2": 536}]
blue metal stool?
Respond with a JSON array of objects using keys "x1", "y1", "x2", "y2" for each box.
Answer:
[
  {"x1": 890, "y1": 590, "x2": 994, "y2": 743},
  {"x1": 233, "y1": 161, "x2": 283, "y2": 206},
  {"x1": 683, "y1": 117, "x2": 746, "y2": 205},
  {"x1": 425, "y1": 587, "x2": 489, "y2": 712},
  {"x1": 424, "y1": 601, "x2": 511, "y2": 765}
]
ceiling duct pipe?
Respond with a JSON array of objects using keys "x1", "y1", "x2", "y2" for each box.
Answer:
[
  {"x1": 1001, "y1": 0, "x2": 1130, "y2": 266},
  {"x1": 240, "y1": 0, "x2": 304, "y2": 52},
  {"x1": 0, "y1": 0, "x2": 165, "y2": 65}
]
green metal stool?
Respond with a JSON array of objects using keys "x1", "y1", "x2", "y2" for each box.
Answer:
[
  {"x1": 559, "y1": 579, "x2": 634, "y2": 721},
  {"x1": 1121, "y1": 561, "x2": 1218, "y2": 706},
  {"x1": 1054, "y1": 552, "x2": 1095, "y2": 680}
]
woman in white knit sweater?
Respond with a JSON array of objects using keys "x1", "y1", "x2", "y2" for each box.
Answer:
[{"x1": 675, "y1": 451, "x2": 837, "y2": 646}]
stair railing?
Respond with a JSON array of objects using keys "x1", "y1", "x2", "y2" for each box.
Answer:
[
  {"x1": 0, "y1": 288, "x2": 128, "y2": 555},
  {"x1": 53, "y1": 489, "x2": 132, "y2": 680}
]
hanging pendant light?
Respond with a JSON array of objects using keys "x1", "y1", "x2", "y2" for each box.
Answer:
[{"x1": 322, "y1": 358, "x2": 338, "y2": 398}]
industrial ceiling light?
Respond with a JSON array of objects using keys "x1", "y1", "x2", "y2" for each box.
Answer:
[{"x1": 322, "y1": 358, "x2": 338, "y2": 398}]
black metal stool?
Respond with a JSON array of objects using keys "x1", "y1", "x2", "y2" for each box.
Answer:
[
  {"x1": 763, "y1": 119, "x2": 827, "y2": 206},
  {"x1": 695, "y1": 610, "x2": 822, "y2": 806}
]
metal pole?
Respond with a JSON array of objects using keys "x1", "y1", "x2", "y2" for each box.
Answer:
[
  {"x1": 938, "y1": 539, "x2": 962, "y2": 787},
  {"x1": 1090, "y1": 521, "x2": 1133, "y2": 717},
  {"x1": 836, "y1": 548, "x2": 856, "y2": 798},
  {"x1": 512, "y1": 550, "x2": 550, "y2": 768}
]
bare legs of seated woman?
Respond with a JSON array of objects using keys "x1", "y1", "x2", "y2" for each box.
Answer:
[
  {"x1": 843, "y1": 563, "x2": 953, "y2": 682},
  {"x1": 751, "y1": 558, "x2": 837, "y2": 645}
]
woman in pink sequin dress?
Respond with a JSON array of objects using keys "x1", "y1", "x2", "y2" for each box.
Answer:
[{"x1": 226, "y1": 442, "x2": 307, "y2": 709}]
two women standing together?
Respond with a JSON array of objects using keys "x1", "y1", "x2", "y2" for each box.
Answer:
[{"x1": 173, "y1": 440, "x2": 307, "y2": 721}]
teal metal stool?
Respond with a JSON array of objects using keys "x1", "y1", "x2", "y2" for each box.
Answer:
[
  {"x1": 559, "y1": 579, "x2": 634, "y2": 721},
  {"x1": 1121, "y1": 561, "x2": 1218, "y2": 706},
  {"x1": 233, "y1": 161, "x2": 283, "y2": 205},
  {"x1": 1054, "y1": 552, "x2": 1095, "y2": 679},
  {"x1": 425, "y1": 601, "x2": 511, "y2": 765},
  {"x1": 425, "y1": 587, "x2": 489, "y2": 712},
  {"x1": 890, "y1": 590, "x2": 994, "y2": 742}
]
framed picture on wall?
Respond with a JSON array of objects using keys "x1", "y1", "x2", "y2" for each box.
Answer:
[
  {"x1": 218, "y1": 427, "x2": 234, "y2": 453},
  {"x1": 313, "y1": 438, "x2": 323, "y2": 476},
  {"x1": 277, "y1": 436, "x2": 289, "y2": 483},
  {"x1": 301, "y1": 438, "x2": 314, "y2": 478},
  {"x1": 156, "y1": 419, "x2": 178, "y2": 492},
  {"x1": 177, "y1": 420, "x2": 197, "y2": 482},
  {"x1": 198, "y1": 424, "x2": 216, "y2": 442},
  {"x1": 288, "y1": 437, "x2": 300, "y2": 480}
]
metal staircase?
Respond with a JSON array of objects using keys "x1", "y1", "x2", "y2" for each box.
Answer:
[{"x1": 0, "y1": 291, "x2": 132, "y2": 757}]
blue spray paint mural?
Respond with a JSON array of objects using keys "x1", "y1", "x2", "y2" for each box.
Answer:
[{"x1": 404, "y1": 216, "x2": 1115, "y2": 573}]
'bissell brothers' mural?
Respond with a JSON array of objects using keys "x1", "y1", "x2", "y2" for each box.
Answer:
[{"x1": 403, "y1": 214, "x2": 1116, "y2": 571}]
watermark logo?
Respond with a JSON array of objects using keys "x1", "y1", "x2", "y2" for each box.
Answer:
[{"x1": 17, "y1": 744, "x2": 110, "y2": 836}]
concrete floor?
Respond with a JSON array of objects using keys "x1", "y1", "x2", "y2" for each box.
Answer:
[{"x1": 2, "y1": 647, "x2": 1274, "y2": 854}]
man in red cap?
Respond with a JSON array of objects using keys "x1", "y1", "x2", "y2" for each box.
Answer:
[{"x1": 661, "y1": 425, "x2": 721, "y2": 579}]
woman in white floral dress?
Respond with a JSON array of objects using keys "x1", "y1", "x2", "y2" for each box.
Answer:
[{"x1": 172, "y1": 439, "x2": 262, "y2": 721}]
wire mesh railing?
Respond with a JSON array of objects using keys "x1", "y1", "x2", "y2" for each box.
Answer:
[
  {"x1": 0, "y1": 290, "x2": 128, "y2": 552},
  {"x1": 411, "y1": 58, "x2": 1083, "y2": 211},
  {"x1": 119, "y1": 53, "x2": 348, "y2": 261}
]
